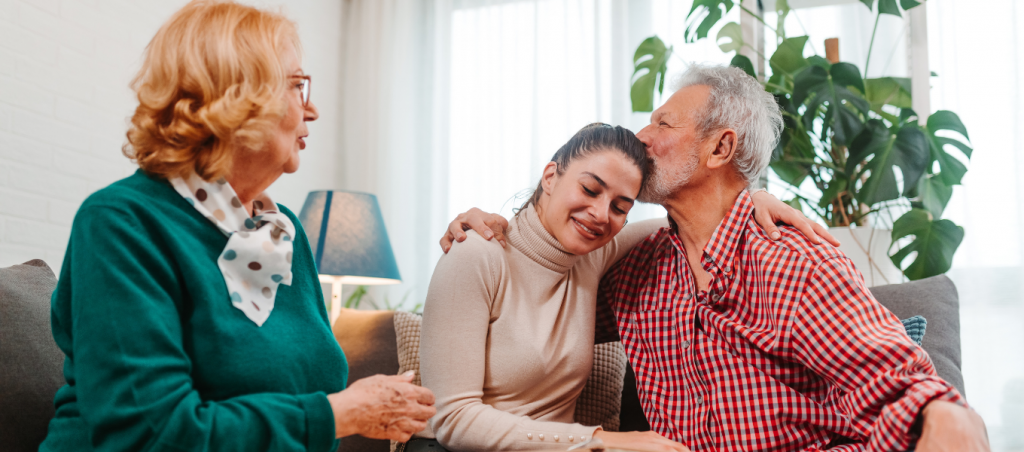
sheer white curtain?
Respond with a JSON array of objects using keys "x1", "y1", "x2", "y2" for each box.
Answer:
[
  {"x1": 927, "y1": 1, "x2": 1024, "y2": 448},
  {"x1": 337, "y1": 0, "x2": 453, "y2": 308},
  {"x1": 446, "y1": 0, "x2": 619, "y2": 220}
]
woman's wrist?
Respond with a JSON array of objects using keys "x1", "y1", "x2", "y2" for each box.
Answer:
[{"x1": 327, "y1": 390, "x2": 360, "y2": 439}]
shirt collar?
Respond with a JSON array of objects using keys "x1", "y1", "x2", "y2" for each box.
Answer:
[
  {"x1": 703, "y1": 190, "x2": 753, "y2": 276},
  {"x1": 666, "y1": 190, "x2": 753, "y2": 279}
]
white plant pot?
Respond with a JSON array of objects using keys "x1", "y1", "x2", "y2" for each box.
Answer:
[{"x1": 828, "y1": 227, "x2": 906, "y2": 287}]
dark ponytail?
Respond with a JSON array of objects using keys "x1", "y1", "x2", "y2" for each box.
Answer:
[{"x1": 517, "y1": 123, "x2": 650, "y2": 215}]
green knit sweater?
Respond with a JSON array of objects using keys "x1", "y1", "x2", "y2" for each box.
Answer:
[{"x1": 40, "y1": 170, "x2": 347, "y2": 452}]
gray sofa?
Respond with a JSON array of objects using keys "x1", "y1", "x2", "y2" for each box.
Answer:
[{"x1": 0, "y1": 260, "x2": 965, "y2": 451}]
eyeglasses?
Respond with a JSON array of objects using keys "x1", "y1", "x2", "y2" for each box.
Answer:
[{"x1": 292, "y1": 75, "x2": 312, "y2": 107}]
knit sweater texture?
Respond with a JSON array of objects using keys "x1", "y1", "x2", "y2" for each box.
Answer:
[
  {"x1": 40, "y1": 170, "x2": 347, "y2": 452},
  {"x1": 420, "y1": 204, "x2": 664, "y2": 451}
]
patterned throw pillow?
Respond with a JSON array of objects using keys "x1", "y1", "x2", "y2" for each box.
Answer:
[
  {"x1": 901, "y1": 315, "x2": 927, "y2": 346},
  {"x1": 575, "y1": 341, "x2": 627, "y2": 432}
]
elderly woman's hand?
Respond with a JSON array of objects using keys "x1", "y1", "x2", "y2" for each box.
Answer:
[{"x1": 328, "y1": 371, "x2": 436, "y2": 441}]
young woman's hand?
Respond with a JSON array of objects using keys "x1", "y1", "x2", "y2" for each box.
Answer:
[
  {"x1": 593, "y1": 430, "x2": 691, "y2": 452},
  {"x1": 440, "y1": 208, "x2": 509, "y2": 253},
  {"x1": 327, "y1": 372, "x2": 436, "y2": 441},
  {"x1": 750, "y1": 190, "x2": 840, "y2": 247}
]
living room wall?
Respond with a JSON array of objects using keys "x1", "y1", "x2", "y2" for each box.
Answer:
[{"x1": 0, "y1": 0, "x2": 344, "y2": 274}]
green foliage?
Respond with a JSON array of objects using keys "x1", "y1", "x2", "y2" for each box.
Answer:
[
  {"x1": 685, "y1": 0, "x2": 736, "y2": 42},
  {"x1": 627, "y1": 0, "x2": 974, "y2": 281},
  {"x1": 890, "y1": 209, "x2": 964, "y2": 279},
  {"x1": 859, "y1": 0, "x2": 923, "y2": 16},
  {"x1": 343, "y1": 285, "x2": 422, "y2": 313},
  {"x1": 730, "y1": 54, "x2": 756, "y2": 78},
  {"x1": 631, "y1": 36, "x2": 673, "y2": 112}
]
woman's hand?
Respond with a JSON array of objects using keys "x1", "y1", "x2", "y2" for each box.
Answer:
[
  {"x1": 328, "y1": 371, "x2": 436, "y2": 441},
  {"x1": 916, "y1": 401, "x2": 990, "y2": 452},
  {"x1": 593, "y1": 430, "x2": 691, "y2": 452},
  {"x1": 750, "y1": 190, "x2": 840, "y2": 247},
  {"x1": 439, "y1": 208, "x2": 509, "y2": 253}
]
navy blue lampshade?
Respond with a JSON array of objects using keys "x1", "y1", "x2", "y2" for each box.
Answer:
[{"x1": 298, "y1": 191, "x2": 401, "y2": 284}]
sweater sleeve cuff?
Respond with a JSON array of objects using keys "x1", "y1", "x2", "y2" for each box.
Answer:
[{"x1": 299, "y1": 392, "x2": 336, "y2": 452}]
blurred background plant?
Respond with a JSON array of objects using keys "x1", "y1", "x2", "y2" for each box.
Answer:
[
  {"x1": 629, "y1": 0, "x2": 973, "y2": 281},
  {"x1": 342, "y1": 285, "x2": 423, "y2": 313}
]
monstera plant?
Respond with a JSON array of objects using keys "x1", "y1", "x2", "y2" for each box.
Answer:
[{"x1": 630, "y1": 0, "x2": 972, "y2": 280}]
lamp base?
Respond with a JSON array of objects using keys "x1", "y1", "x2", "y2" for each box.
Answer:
[{"x1": 318, "y1": 275, "x2": 344, "y2": 326}]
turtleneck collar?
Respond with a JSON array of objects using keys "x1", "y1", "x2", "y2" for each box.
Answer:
[{"x1": 507, "y1": 204, "x2": 581, "y2": 273}]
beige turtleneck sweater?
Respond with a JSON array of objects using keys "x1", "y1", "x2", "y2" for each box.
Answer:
[{"x1": 420, "y1": 205, "x2": 665, "y2": 451}]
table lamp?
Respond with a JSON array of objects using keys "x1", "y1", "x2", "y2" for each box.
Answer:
[{"x1": 298, "y1": 190, "x2": 401, "y2": 325}]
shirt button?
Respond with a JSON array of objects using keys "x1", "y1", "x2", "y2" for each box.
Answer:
[
  {"x1": 539, "y1": 433, "x2": 545, "y2": 441},
  {"x1": 724, "y1": 265, "x2": 733, "y2": 274},
  {"x1": 527, "y1": 433, "x2": 533, "y2": 440},
  {"x1": 554, "y1": 435, "x2": 560, "y2": 442},
  {"x1": 682, "y1": 340, "x2": 690, "y2": 349},
  {"x1": 696, "y1": 394, "x2": 703, "y2": 404},
  {"x1": 569, "y1": 435, "x2": 574, "y2": 442}
]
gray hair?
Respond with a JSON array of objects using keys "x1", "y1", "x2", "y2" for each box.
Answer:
[{"x1": 672, "y1": 64, "x2": 783, "y2": 186}]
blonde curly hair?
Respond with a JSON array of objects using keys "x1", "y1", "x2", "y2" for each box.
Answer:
[{"x1": 123, "y1": 0, "x2": 301, "y2": 181}]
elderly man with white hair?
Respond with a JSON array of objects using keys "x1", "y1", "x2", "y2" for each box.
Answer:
[{"x1": 593, "y1": 64, "x2": 988, "y2": 452}]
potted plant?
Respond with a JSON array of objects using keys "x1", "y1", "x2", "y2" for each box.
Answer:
[{"x1": 629, "y1": 0, "x2": 972, "y2": 283}]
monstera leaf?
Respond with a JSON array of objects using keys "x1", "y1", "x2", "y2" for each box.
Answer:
[
  {"x1": 848, "y1": 119, "x2": 929, "y2": 205},
  {"x1": 865, "y1": 77, "x2": 912, "y2": 111},
  {"x1": 730, "y1": 54, "x2": 756, "y2": 78},
  {"x1": 717, "y1": 22, "x2": 745, "y2": 53},
  {"x1": 631, "y1": 36, "x2": 673, "y2": 112},
  {"x1": 860, "y1": 0, "x2": 922, "y2": 17},
  {"x1": 792, "y1": 63, "x2": 870, "y2": 146},
  {"x1": 925, "y1": 110, "x2": 973, "y2": 185},
  {"x1": 890, "y1": 209, "x2": 964, "y2": 280},
  {"x1": 770, "y1": 94, "x2": 816, "y2": 186},
  {"x1": 913, "y1": 174, "x2": 953, "y2": 218},
  {"x1": 685, "y1": 0, "x2": 736, "y2": 42},
  {"x1": 770, "y1": 36, "x2": 810, "y2": 77}
]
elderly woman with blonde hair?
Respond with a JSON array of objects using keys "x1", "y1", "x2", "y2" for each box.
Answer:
[{"x1": 39, "y1": 2, "x2": 434, "y2": 451}]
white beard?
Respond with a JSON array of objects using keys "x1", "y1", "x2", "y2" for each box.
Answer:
[{"x1": 639, "y1": 149, "x2": 700, "y2": 204}]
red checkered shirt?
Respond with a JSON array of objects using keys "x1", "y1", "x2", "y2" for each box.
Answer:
[{"x1": 596, "y1": 190, "x2": 964, "y2": 452}]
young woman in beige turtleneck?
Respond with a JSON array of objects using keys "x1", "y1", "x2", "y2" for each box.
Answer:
[{"x1": 419, "y1": 124, "x2": 832, "y2": 452}]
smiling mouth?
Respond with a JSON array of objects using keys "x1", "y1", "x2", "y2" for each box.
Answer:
[{"x1": 571, "y1": 218, "x2": 602, "y2": 237}]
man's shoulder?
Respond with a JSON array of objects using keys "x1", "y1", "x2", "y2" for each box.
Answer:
[{"x1": 743, "y1": 221, "x2": 849, "y2": 268}]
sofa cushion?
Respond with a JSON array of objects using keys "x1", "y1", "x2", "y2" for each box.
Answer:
[
  {"x1": 332, "y1": 308, "x2": 398, "y2": 452},
  {"x1": 871, "y1": 275, "x2": 965, "y2": 396},
  {"x1": 0, "y1": 260, "x2": 63, "y2": 451},
  {"x1": 574, "y1": 341, "x2": 627, "y2": 432}
]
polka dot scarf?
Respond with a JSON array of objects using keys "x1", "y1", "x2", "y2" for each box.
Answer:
[{"x1": 170, "y1": 173, "x2": 295, "y2": 327}]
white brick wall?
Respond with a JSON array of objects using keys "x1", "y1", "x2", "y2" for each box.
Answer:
[{"x1": 0, "y1": 0, "x2": 343, "y2": 275}]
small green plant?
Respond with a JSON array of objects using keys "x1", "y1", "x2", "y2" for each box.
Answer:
[
  {"x1": 629, "y1": 0, "x2": 972, "y2": 280},
  {"x1": 343, "y1": 285, "x2": 423, "y2": 313}
]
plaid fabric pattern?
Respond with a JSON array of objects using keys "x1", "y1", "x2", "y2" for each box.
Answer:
[{"x1": 596, "y1": 191, "x2": 964, "y2": 452}]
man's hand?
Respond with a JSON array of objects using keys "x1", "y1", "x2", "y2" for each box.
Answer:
[
  {"x1": 916, "y1": 400, "x2": 990, "y2": 452},
  {"x1": 439, "y1": 208, "x2": 509, "y2": 253},
  {"x1": 750, "y1": 189, "x2": 840, "y2": 247}
]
